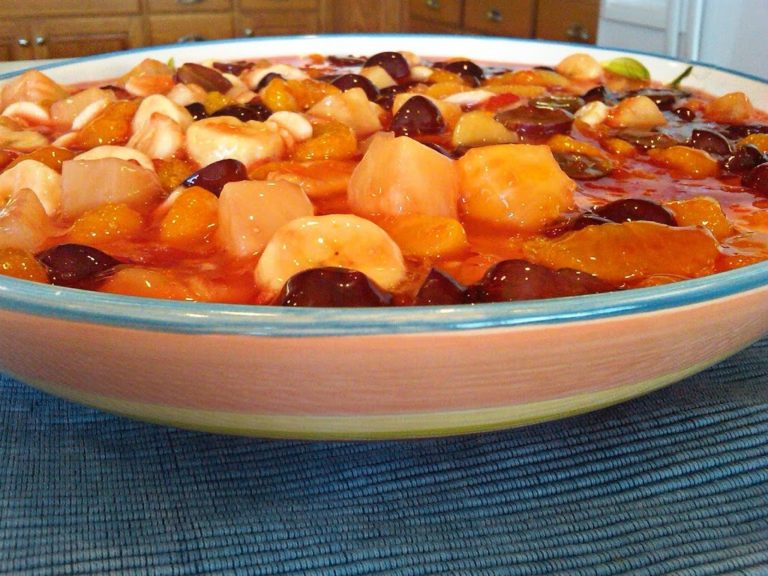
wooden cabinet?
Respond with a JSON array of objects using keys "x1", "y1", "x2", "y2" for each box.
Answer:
[
  {"x1": 236, "y1": 0, "x2": 329, "y2": 37},
  {"x1": 0, "y1": 1, "x2": 144, "y2": 61},
  {"x1": 1, "y1": 0, "x2": 601, "y2": 62},
  {"x1": 535, "y1": 0, "x2": 599, "y2": 44},
  {"x1": 148, "y1": 0, "x2": 234, "y2": 44},
  {"x1": 463, "y1": 0, "x2": 536, "y2": 37},
  {"x1": 408, "y1": 0, "x2": 463, "y2": 33},
  {"x1": 406, "y1": 0, "x2": 599, "y2": 43}
]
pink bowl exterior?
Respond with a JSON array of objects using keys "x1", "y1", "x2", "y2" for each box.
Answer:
[{"x1": 2, "y1": 285, "x2": 766, "y2": 438}]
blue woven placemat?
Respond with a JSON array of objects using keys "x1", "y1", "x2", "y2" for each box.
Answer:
[{"x1": 2, "y1": 338, "x2": 768, "y2": 575}]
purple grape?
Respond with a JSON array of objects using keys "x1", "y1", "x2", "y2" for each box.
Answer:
[
  {"x1": 376, "y1": 84, "x2": 406, "y2": 110},
  {"x1": 363, "y1": 51, "x2": 410, "y2": 82},
  {"x1": 435, "y1": 59, "x2": 485, "y2": 86},
  {"x1": 254, "y1": 72, "x2": 283, "y2": 92},
  {"x1": 211, "y1": 104, "x2": 271, "y2": 122},
  {"x1": 331, "y1": 73, "x2": 379, "y2": 101},
  {"x1": 672, "y1": 106, "x2": 696, "y2": 122},
  {"x1": 743, "y1": 163, "x2": 768, "y2": 197},
  {"x1": 185, "y1": 102, "x2": 207, "y2": 120},
  {"x1": 37, "y1": 244, "x2": 121, "y2": 287},
  {"x1": 414, "y1": 268, "x2": 466, "y2": 306},
  {"x1": 212, "y1": 61, "x2": 251, "y2": 75},
  {"x1": 469, "y1": 259, "x2": 614, "y2": 302},
  {"x1": 183, "y1": 159, "x2": 248, "y2": 196},
  {"x1": 615, "y1": 130, "x2": 678, "y2": 151},
  {"x1": 495, "y1": 105, "x2": 574, "y2": 143},
  {"x1": 723, "y1": 144, "x2": 767, "y2": 173},
  {"x1": 688, "y1": 129, "x2": 732, "y2": 156},
  {"x1": 553, "y1": 152, "x2": 613, "y2": 180},
  {"x1": 628, "y1": 88, "x2": 688, "y2": 111},
  {"x1": 594, "y1": 198, "x2": 677, "y2": 226},
  {"x1": 390, "y1": 95, "x2": 445, "y2": 137},
  {"x1": 175, "y1": 63, "x2": 232, "y2": 93},
  {"x1": 275, "y1": 267, "x2": 392, "y2": 307},
  {"x1": 327, "y1": 55, "x2": 366, "y2": 67}
]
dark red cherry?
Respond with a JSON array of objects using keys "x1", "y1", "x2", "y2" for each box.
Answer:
[
  {"x1": 37, "y1": 244, "x2": 121, "y2": 287},
  {"x1": 363, "y1": 51, "x2": 410, "y2": 82},
  {"x1": 275, "y1": 267, "x2": 393, "y2": 307},
  {"x1": 182, "y1": 159, "x2": 248, "y2": 196},
  {"x1": 390, "y1": 95, "x2": 445, "y2": 137}
]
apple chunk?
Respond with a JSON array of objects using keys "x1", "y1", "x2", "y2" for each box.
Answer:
[
  {"x1": 347, "y1": 133, "x2": 460, "y2": 218},
  {"x1": 456, "y1": 143, "x2": 575, "y2": 231}
]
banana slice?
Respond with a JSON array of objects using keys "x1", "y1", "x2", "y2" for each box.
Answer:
[
  {"x1": 74, "y1": 145, "x2": 154, "y2": 171},
  {"x1": 254, "y1": 214, "x2": 407, "y2": 296},
  {"x1": 0, "y1": 159, "x2": 61, "y2": 216},
  {"x1": 186, "y1": 116, "x2": 287, "y2": 168},
  {"x1": 127, "y1": 113, "x2": 185, "y2": 160},
  {"x1": 132, "y1": 94, "x2": 193, "y2": 133}
]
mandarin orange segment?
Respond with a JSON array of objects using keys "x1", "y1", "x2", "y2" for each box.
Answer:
[
  {"x1": 67, "y1": 203, "x2": 145, "y2": 245},
  {"x1": 648, "y1": 146, "x2": 719, "y2": 178},
  {"x1": 261, "y1": 77, "x2": 299, "y2": 112},
  {"x1": 6, "y1": 146, "x2": 76, "y2": 173},
  {"x1": 99, "y1": 267, "x2": 195, "y2": 300},
  {"x1": 704, "y1": 92, "x2": 753, "y2": 124},
  {"x1": 155, "y1": 157, "x2": 195, "y2": 192},
  {"x1": 664, "y1": 196, "x2": 732, "y2": 240},
  {"x1": 285, "y1": 79, "x2": 340, "y2": 110},
  {"x1": 381, "y1": 214, "x2": 469, "y2": 259},
  {"x1": 69, "y1": 100, "x2": 139, "y2": 150},
  {"x1": 0, "y1": 247, "x2": 49, "y2": 283},
  {"x1": 203, "y1": 91, "x2": 235, "y2": 115},
  {"x1": 737, "y1": 133, "x2": 768, "y2": 153},
  {"x1": 291, "y1": 120, "x2": 358, "y2": 161},
  {"x1": 261, "y1": 159, "x2": 356, "y2": 199},
  {"x1": 523, "y1": 221, "x2": 720, "y2": 283},
  {"x1": 159, "y1": 186, "x2": 218, "y2": 247}
]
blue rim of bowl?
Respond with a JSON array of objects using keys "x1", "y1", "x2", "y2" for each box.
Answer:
[
  {"x1": 1, "y1": 261, "x2": 767, "y2": 336},
  {"x1": 1, "y1": 34, "x2": 767, "y2": 337}
]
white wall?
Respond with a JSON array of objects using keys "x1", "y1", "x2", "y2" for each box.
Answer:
[{"x1": 597, "y1": 0, "x2": 768, "y2": 78}]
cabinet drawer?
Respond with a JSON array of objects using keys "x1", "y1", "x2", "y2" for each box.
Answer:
[
  {"x1": 463, "y1": 0, "x2": 535, "y2": 37},
  {"x1": 238, "y1": 10, "x2": 324, "y2": 37},
  {"x1": 148, "y1": 0, "x2": 232, "y2": 13},
  {"x1": 239, "y1": 0, "x2": 318, "y2": 9},
  {"x1": 409, "y1": 0, "x2": 462, "y2": 27},
  {"x1": 149, "y1": 14, "x2": 234, "y2": 45},
  {"x1": 0, "y1": 0, "x2": 140, "y2": 17},
  {"x1": 535, "y1": 0, "x2": 599, "y2": 44}
]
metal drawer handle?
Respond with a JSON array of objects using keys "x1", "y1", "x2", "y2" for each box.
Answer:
[
  {"x1": 176, "y1": 34, "x2": 206, "y2": 43},
  {"x1": 34, "y1": 36, "x2": 46, "y2": 46},
  {"x1": 176, "y1": 0, "x2": 205, "y2": 5},
  {"x1": 566, "y1": 23, "x2": 590, "y2": 42},
  {"x1": 17, "y1": 37, "x2": 30, "y2": 47},
  {"x1": 426, "y1": 0, "x2": 440, "y2": 9},
  {"x1": 485, "y1": 8, "x2": 502, "y2": 22},
  {"x1": 243, "y1": 28, "x2": 255, "y2": 37}
]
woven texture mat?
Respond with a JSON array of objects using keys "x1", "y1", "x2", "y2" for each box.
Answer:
[{"x1": 2, "y1": 338, "x2": 768, "y2": 575}]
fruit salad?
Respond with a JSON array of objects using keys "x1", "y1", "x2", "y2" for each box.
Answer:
[{"x1": 0, "y1": 49, "x2": 767, "y2": 307}]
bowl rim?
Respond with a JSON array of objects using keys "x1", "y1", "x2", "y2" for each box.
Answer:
[
  {"x1": 1, "y1": 33, "x2": 767, "y2": 337},
  {"x1": 1, "y1": 261, "x2": 767, "y2": 336}
]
